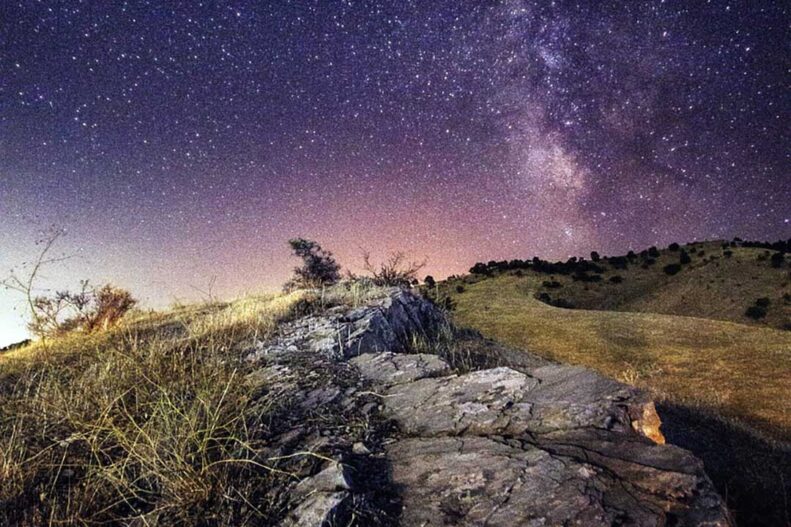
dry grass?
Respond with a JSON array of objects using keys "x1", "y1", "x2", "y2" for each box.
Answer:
[
  {"x1": 518, "y1": 241, "x2": 790, "y2": 330},
  {"x1": 446, "y1": 273, "x2": 791, "y2": 442},
  {"x1": 0, "y1": 291, "x2": 308, "y2": 525}
]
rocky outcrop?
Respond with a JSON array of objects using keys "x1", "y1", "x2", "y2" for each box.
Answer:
[{"x1": 247, "y1": 288, "x2": 731, "y2": 526}]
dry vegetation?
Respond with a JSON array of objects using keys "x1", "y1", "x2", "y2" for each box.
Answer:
[
  {"x1": 443, "y1": 272, "x2": 791, "y2": 441},
  {"x1": 0, "y1": 290, "x2": 313, "y2": 525}
]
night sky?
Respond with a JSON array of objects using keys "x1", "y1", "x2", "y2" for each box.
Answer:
[{"x1": 1, "y1": 1, "x2": 789, "y2": 343}]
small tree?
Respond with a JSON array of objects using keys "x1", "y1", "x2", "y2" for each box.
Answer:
[
  {"x1": 362, "y1": 251, "x2": 426, "y2": 287},
  {"x1": 424, "y1": 275, "x2": 436, "y2": 288},
  {"x1": 590, "y1": 251, "x2": 600, "y2": 262},
  {"x1": 284, "y1": 238, "x2": 341, "y2": 290}
]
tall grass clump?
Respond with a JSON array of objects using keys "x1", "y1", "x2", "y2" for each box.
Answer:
[{"x1": 0, "y1": 292, "x2": 306, "y2": 525}]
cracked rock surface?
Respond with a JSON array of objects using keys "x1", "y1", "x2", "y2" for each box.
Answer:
[{"x1": 249, "y1": 288, "x2": 730, "y2": 526}]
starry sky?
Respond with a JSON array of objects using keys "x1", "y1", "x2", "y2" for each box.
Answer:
[{"x1": 1, "y1": 1, "x2": 789, "y2": 344}]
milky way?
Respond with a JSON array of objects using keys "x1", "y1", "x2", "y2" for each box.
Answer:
[{"x1": 1, "y1": 1, "x2": 789, "y2": 342}]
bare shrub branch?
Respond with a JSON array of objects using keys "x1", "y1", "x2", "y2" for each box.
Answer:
[{"x1": 361, "y1": 250, "x2": 426, "y2": 287}]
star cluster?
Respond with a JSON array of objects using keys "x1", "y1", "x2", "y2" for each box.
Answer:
[{"x1": 1, "y1": 1, "x2": 788, "y2": 341}]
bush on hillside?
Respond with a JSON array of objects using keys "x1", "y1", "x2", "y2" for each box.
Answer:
[
  {"x1": 542, "y1": 280, "x2": 562, "y2": 289},
  {"x1": 755, "y1": 297, "x2": 770, "y2": 308},
  {"x1": 28, "y1": 281, "x2": 137, "y2": 337},
  {"x1": 590, "y1": 251, "x2": 600, "y2": 262},
  {"x1": 84, "y1": 285, "x2": 138, "y2": 332},
  {"x1": 680, "y1": 250, "x2": 692, "y2": 265},
  {"x1": 362, "y1": 251, "x2": 426, "y2": 287},
  {"x1": 284, "y1": 238, "x2": 341, "y2": 290},
  {"x1": 424, "y1": 275, "x2": 436, "y2": 288},
  {"x1": 550, "y1": 297, "x2": 575, "y2": 309},
  {"x1": 745, "y1": 305, "x2": 767, "y2": 320},
  {"x1": 663, "y1": 263, "x2": 682, "y2": 275},
  {"x1": 770, "y1": 252, "x2": 785, "y2": 268},
  {"x1": 609, "y1": 275, "x2": 624, "y2": 284},
  {"x1": 609, "y1": 256, "x2": 629, "y2": 270},
  {"x1": 648, "y1": 246, "x2": 660, "y2": 258},
  {"x1": 669, "y1": 243, "x2": 680, "y2": 251}
]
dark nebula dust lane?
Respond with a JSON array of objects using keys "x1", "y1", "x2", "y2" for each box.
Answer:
[{"x1": 0, "y1": 1, "x2": 789, "y2": 341}]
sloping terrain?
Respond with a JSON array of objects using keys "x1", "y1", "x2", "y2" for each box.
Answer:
[
  {"x1": 464, "y1": 241, "x2": 790, "y2": 330},
  {"x1": 445, "y1": 273, "x2": 791, "y2": 441},
  {"x1": 0, "y1": 288, "x2": 732, "y2": 526}
]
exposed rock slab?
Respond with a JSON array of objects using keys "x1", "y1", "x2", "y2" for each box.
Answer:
[
  {"x1": 350, "y1": 352, "x2": 450, "y2": 386},
  {"x1": 247, "y1": 289, "x2": 446, "y2": 362},
  {"x1": 388, "y1": 436, "x2": 728, "y2": 526},
  {"x1": 244, "y1": 289, "x2": 730, "y2": 526},
  {"x1": 382, "y1": 365, "x2": 663, "y2": 441}
]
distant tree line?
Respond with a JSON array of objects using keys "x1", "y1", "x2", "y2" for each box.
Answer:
[{"x1": 469, "y1": 237, "x2": 791, "y2": 277}]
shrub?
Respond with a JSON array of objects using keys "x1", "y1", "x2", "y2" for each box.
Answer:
[
  {"x1": 284, "y1": 238, "x2": 341, "y2": 290},
  {"x1": 469, "y1": 263, "x2": 489, "y2": 275},
  {"x1": 648, "y1": 246, "x2": 660, "y2": 258},
  {"x1": 680, "y1": 250, "x2": 692, "y2": 265},
  {"x1": 755, "y1": 297, "x2": 770, "y2": 308},
  {"x1": 84, "y1": 285, "x2": 137, "y2": 332},
  {"x1": 455, "y1": 284, "x2": 465, "y2": 294},
  {"x1": 590, "y1": 251, "x2": 600, "y2": 262},
  {"x1": 770, "y1": 252, "x2": 785, "y2": 268},
  {"x1": 27, "y1": 282, "x2": 136, "y2": 337},
  {"x1": 550, "y1": 297, "x2": 575, "y2": 309},
  {"x1": 362, "y1": 251, "x2": 426, "y2": 287},
  {"x1": 745, "y1": 305, "x2": 767, "y2": 320},
  {"x1": 424, "y1": 275, "x2": 436, "y2": 288},
  {"x1": 609, "y1": 256, "x2": 629, "y2": 270},
  {"x1": 663, "y1": 263, "x2": 682, "y2": 275},
  {"x1": 723, "y1": 250, "x2": 733, "y2": 258},
  {"x1": 669, "y1": 243, "x2": 680, "y2": 251},
  {"x1": 572, "y1": 272, "x2": 601, "y2": 282},
  {"x1": 542, "y1": 280, "x2": 562, "y2": 289},
  {"x1": 609, "y1": 275, "x2": 624, "y2": 284}
]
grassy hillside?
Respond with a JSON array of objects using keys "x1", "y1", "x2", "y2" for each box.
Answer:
[
  {"x1": 442, "y1": 273, "x2": 791, "y2": 442},
  {"x1": 0, "y1": 290, "x2": 311, "y2": 525},
  {"x1": 467, "y1": 241, "x2": 790, "y2": 330}
]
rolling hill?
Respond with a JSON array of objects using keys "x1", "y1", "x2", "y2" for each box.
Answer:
[
  {"x1": 442, "y1": 272, "x2": 791, "y2": 440},
  {"x1": 462, "y1": 240, "x2": 790, "y2": 330}
]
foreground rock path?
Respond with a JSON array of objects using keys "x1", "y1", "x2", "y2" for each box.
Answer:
[{"x1": 250, "y1": 289, "x2": 730, "y2": 526}]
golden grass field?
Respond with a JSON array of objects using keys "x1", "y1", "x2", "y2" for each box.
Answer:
[{"x1": 445, "y1": 272, "x2": 791, "y2": 442}]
